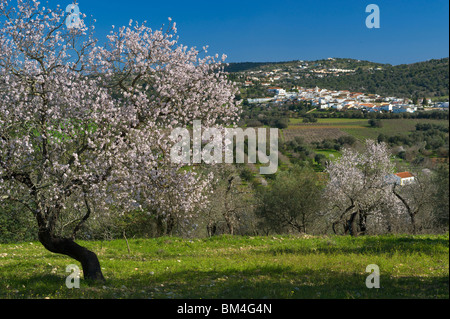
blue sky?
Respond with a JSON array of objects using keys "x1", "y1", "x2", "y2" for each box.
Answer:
[{"x1": 53, "y1": 0, "x2": 448, "y2": 65}]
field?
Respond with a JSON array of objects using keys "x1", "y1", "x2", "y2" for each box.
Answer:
[
  {"x1": 0, "y1": 234, "x2": 448, "y2": 299},
  {"x1": 284, "y1": 118, "x2": 449, "y2": 144},
  {"x1": 283, "y1": 127, "x2": 349, "y2": 143},
  {"x1": 340, "y1": 118, "x2": 449, "y2": 141},
  {"x1": 315, "y1": 149, "x2": 342, "y2": 159}
]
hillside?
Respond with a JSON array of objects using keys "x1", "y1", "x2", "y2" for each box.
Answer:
[{"x1": 226, "y1": 57, "x2": 449, "y2": 98}]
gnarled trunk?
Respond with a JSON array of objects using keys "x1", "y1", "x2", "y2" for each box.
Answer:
[
  {"x1": 38, "y1": 229, "x2": 105, "y2": 282},
  {"x1": 347, "y1": 212, "x2": 359, "y2": 237},
  {"x1": 358, "y1": 211, "x2": 367, "y2": 236}
]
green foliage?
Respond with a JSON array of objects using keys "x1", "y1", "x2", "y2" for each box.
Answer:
[
  {"x1": 303, "y1": 114, "x2": 318, "y2": 123},
  {"x1": 239, "y1": 166, "x2": 255, "y2": 182},
  {"x1": 383, "y1": 123, "x2": 449, "y2": 152},
  {"x1": 433, "y1": 165, "x2": 450, "y2": 229},
  {"x1": 369, "y1": 119, "x2": 383, "y2": 128},
  {"x1": 229, "y1": 58, "x2": 449, "y2": 98},
  {"x1": 255, "y1": 166, "x2": 323, "y2": 233},
  {"x1": 271, "y1": 118, "x2": 289, "y2": 129},
  {"x1": 0, "y1": 203, "x2": 38, "y2": 243}
]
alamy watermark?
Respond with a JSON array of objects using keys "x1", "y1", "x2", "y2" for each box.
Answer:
[
  {"x1": 170, "y1": 120, "x2": 279, "y2": 175},
  {"x1": 66, "y1": 3, "x2": 81, "y2": 29},
  {"x1": 66, "y1": 264, "x2": 80, "y2": 289},
  {"x1": 365, "y1": 264, "x2": 380, "y2": 288},
  {"x1": 366, "y1": 4, "x2": 380, "y2": 29}
]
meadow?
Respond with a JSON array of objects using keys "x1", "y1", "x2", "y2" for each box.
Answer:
[
  {"x1": 284, "y1": 118, "x2": 449, "y2": 143},
  {"x1": 0, "y1": 234, "x2": 448, "y2": 299}
]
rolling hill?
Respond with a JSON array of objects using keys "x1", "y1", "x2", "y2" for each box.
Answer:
[{"x1": 225, "y1": 57, "x2": 449, "y2": 98}]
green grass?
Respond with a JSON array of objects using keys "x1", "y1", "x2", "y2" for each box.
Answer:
[
  {"x1": 342, "y1": 119, "x2": 449, "y2": 141},
  {"x1": 285, "y1": 118, "x2": 448, "y2": 145},
  {"x1": 314, "y1": 118, "x2": 368, "y2": 124},
  {"x1": 315, "y1": 149, "x2": 342, "y2": 160},
  {"x1": 289, "y1": 118, "x2": 368, "y2": 126},
  {"x1": 0, "y1": 234, "x2": 448, "y2": 299}
]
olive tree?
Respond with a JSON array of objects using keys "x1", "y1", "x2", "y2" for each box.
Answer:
[{"x1": 255, "y1": 166, "x2": 322, "y2": 234}]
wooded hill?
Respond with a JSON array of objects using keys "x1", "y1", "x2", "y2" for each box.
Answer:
[{"x1": 225, "y1": 57, "x2": 449, "y2": 99}]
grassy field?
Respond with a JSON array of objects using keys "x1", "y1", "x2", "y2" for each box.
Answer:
[
  {"x1": 0, "y1": 234, "x2": 448, "y2": 299},
  {"x1": 341, "y1": 118, "x2": 449, "y2": 141},
  {"x1": 315, "y1": 149, "x2": 342, "y2": 160},
  {"x1": 289, "y1": 118, "x2": 368, "y2": 125},
  {"x1": 283, "y1": 127, "x2": 349, "y2": 143},
  {"x1": 285, "y1": 118, "x2": 449, "y2": 144}
]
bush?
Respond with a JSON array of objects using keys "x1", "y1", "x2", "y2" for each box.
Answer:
[
  {"x1": 303, "y1": 115, "x2": 318, "y2": 123},
  {"x1": 246, "y1": 119, "x2": 263, "y2": 127},
  {"x1": 368, "y1": 119, "x2": 383, "y2": 128},
  {"x1": 239, "y1": 166, "x2": 255, "y2": 182},
  {"x1": 315, "y1": 153, "x2": 328, "y2": 166},
  {"x1": 270, "y1": 118, "x2": 289, "y2": 129},
  {"x1": 337, "y1": 135, "x2": 356, "y2": 146}
]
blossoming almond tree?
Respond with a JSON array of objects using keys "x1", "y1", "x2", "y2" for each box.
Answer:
[
  {"x1": 0, "y1": 0, "x2": 240, "y2": 281},
  {"x1": 323, "y1": 140, "x2": 400, "y2": 236}
]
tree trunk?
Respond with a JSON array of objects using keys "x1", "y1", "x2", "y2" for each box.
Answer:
[
  {"x1": 392, "y1": 185, "x2": 417, "y2": 234},
  {"x1": 155, "y1": 215, "x2": 165, "y2": 237},
  {"x1": 225, "y1": 218, "x2": 234, "y2": 235},
  {"x1": 38, "y1": 229, "x2": 105, "y2": 282},
  {"x1": 347, "y1": 212, "x2": 358, "y2": 237},
  {"x1": 333, "y1": 220, "x2": 344, "y2": 235},
  {"x1": 166, "y1": 215, "x2": 175, "y2": 236},
  {"x1": 410, "y1": 214, "x2": 417, "y2": 234},
  {"x1": 358, "y1": 211, "x2": 367, "y2": 236},
  {"x1": 207, "y1": 222, "x2": 217, "y2": 237}
]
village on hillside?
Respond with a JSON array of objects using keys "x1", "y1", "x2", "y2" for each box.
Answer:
[
  {"x1": 245, "y1": 85, "x2": 449, "y2": 114},
  {"x1": 234, "y1": 59, "x2": 449, "y2": 113}
]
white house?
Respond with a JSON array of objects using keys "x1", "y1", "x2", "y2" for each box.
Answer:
[
  {"x1": 331, "y1": 103, "x2": 343, "y2": 110},
  {"x1": 343, "y1": 100, "x2": 355, "y2": 106},
  {"x1": 368, "y1": 107, "x2": 382, "y2": 113},
  {"x1": 380, "y1": 104, "x2": 393, "y2": 112},
  {"x1": 268, "y1": 87, "x2": 282, "y2": 93},
  {"x1": 318, "y1": 97, "x2": 328, "y2": 105},
  {"x1": 392, "y1": 105, "x2": 417, "y2": 113},
  {"x1": 392, "y1": 172, "x2": 415, "y2": 186},
  {"x1": 247, "y1": 97, "x2": 275, "y2": 104}
]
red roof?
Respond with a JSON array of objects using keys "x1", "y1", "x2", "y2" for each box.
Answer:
[{"x1": 395, "y1": 172, "x2": 414, "y2": 179}]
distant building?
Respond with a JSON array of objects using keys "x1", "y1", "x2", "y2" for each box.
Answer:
[
  {"x1": 392, "y1": 172, "x2": 415, "y2": 186},
  {"x1": 392, "y1": 105, "x2": 417, "y2": 113},
  {"x1": 380, "y1": 104, "x2": 393, "y2": 112},
  {"x1": 247, "y1": 97, "x2": 275, "y2": 104},
  {"x1": 268, "y1": 87, "x2": 282, "y2": 92}
]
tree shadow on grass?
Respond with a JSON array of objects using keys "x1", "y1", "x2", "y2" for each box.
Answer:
[
  {"x1": 1, "y1": 262, "x2": 448, "y2": 299},
  {"x1": 0, "y1": 262, "x2": 108, "y2": 298},
  {"x1": 119, "y1": 265, "x2": 449, "y2": 299},
  {"x1": 0, "y1": 272, "x2": 64, "y2": 298}
]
